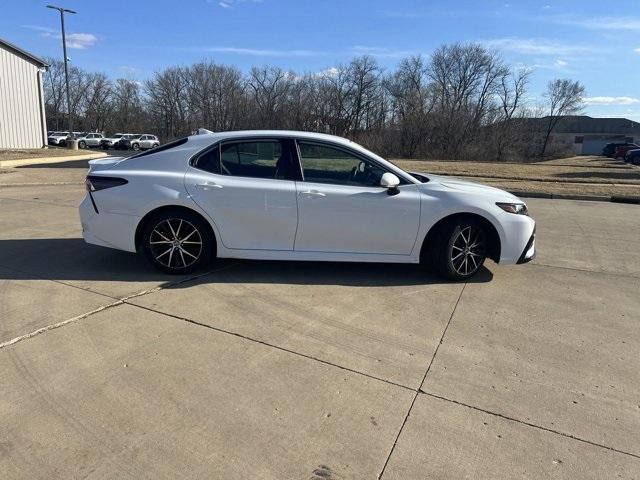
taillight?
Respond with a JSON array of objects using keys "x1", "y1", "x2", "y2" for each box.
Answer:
[{"x1": 85, "y1": 176, "x2": 128, "y2": 192}]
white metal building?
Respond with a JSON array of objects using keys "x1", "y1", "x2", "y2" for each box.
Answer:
[{"x1": 0, "y1": 38, "x2": 48, "y2": 149}]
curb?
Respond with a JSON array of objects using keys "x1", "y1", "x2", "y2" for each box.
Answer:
[
  {"x1": 512, "y1": 191, "x2": 640, "y2": 204},
  {"x1": 0, "y1": 152, "x2": 108, "y2": 168}
]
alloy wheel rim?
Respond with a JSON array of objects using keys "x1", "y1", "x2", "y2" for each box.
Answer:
[
  {"x1": 451, "y1": 226, "x2": 485, "y2": 276},
  {"x1": 149, "y1": 218, "x2": 203, "y2": 269}
]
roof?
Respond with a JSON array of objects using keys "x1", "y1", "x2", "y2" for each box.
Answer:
[
  {"x1": 516, "y1": 115, "x2": 640, "y2": 135},
  {"x1": 186, "y1": 129, "x2": 370, "y2": 154},
  {"x1": 0, "y1": 37, "x2": 48, "y2": 68},
  {"x1": 553, "y1": 116, "x2": 640, "y2": 134}
]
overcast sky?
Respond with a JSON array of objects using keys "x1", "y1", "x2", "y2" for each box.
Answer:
[{"x1": 3, "y1": 0, "x2": 640, "y2": 120}]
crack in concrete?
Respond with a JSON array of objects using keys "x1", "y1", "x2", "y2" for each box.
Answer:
[
  {"x1": 531, "y1": 261, "x2": 640, "y2": 279},
  {"x1": 124, "y1": 301, "x2": 416, "y2": 393},
  {"x1": 419, "y1": 390, "x2": 640, "y2": 460},
  {"x1": 0, "y1": 300, "x2": 124, "y2": 349},
  {"x1": 377, "y1": 282, "x2": 467, "y2": 479},
  {"x1": 2, "y1": 261, "x2": 638, "y2": 467},
  {"x1": 0, "y1": 263, "x2": 234, "y2": 349}
]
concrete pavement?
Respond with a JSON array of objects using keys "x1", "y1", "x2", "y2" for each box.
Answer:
[{"x1": 0, "y1": 179, "x2": 639, "y2": 478}]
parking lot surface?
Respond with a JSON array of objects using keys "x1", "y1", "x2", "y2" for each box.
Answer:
[{"x1": 1, "y1": 175, "x2": 639, "y2": 478}]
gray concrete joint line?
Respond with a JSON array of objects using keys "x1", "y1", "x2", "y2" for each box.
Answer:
[
  {"x1": 532, "y1": 261, "x2": 640, "y2": 279},
  {"x1": 124, "y1": 301, "x2": 416, "y2": 393},
  {"x1": 0, "y1": 261, "x2": 119, "y2": 301},
  {"x1": 419, "y1": 390, "x2": 640, "y2": 461},
  {"x1": 3, "y1": 262, "x2": 637, "y2": 464},
  {"x1": 377, "y1": 282, "x2": 467, "y2": 479},
  {"x1": 0, "y1": 263, "x2": 234, "y2": 349}
]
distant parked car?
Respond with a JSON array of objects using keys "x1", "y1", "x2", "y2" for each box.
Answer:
[
  {"x1": 77, "y1": 133, "x2": 104, "y2": 149},
  {"x1": 625, "y1": 149, "x2": 640, "y2": 165},
  {"x1": 614, "y1": 144, "x2": 639, "y2": 160},
  {"x1": 100, "y1": 133, "x2": 125, "y2": 149},
  {"x1": 47, "y1": 131, "x2": 70, "y2": 146},
  {"x1": 116, "y1": 134, "x2": 142, "y2": 150},
  {"x1": 131, "y1": 134, "x2": 160, "y2": 151},
  {"x1": 602, "y1": 142, "x2": 632, "y2": 157}
]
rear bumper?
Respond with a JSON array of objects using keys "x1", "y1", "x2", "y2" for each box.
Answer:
[
  {"x1": 79, "y1": 194, "x2": 139, "y2": 252},
  {"x1": 517, "y1": 227, "x2": 536, "y2": 264}
]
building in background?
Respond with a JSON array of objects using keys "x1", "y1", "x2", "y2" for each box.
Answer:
[
  {"x1": 0, "y1": 38, "x2": 48, "y2": 149},
  {"x1": 559, "y1": 116, "x2": 640, "y2": 155},
  {"x1": 521, "y1": 116, "x2": 640, "y2": 155}
]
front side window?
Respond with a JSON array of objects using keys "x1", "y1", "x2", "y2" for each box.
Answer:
[
  {"x1": 220, "y1": 140, "x2": 293, "y2": 180},
  {"x1": 298, "y1": 142, "x2": 387, "y2": 187}
]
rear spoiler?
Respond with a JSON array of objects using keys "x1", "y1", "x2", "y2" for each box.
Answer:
[{"x1": 88, "y1": 157, "x2": 125, "y2": 173}]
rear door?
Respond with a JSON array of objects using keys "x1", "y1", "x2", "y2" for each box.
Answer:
[
  {"x1": 184, "y1": 138, "x2": 301, "y2": 251},
  {"x1": 293, "y1": 140, "x2": 421, "y2": 255}
]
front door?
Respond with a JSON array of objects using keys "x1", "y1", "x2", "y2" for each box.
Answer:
[
  {"x1": 184, "y1": 138, "x2": 300, "y2": 251},
  {"x1": 294, "y1": 141, "x2": 421, "y2": 255}
]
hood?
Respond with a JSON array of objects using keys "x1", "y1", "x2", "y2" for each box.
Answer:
[{"x1": 414, "y1": 172, "x2": 521, "y2": 202}]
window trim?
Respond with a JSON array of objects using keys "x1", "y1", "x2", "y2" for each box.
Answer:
[
  {"x1": 190, "y1": 137, "x2": 302, "y2": 181},
  {"x1": 294, "y1": 139, "x2": 413, "y2": 187}
]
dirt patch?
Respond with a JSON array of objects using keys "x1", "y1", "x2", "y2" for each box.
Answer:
[
  {"x1": 393, "y1": 155, "x2": 640, "y2": 198},
  {"x1": 0, "y1": 148, "x2": 92, "y2": 161}
]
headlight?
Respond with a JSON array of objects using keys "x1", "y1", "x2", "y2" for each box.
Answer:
[{"x1": 496, "y1": 202, "x2": 528, "y2": 215}]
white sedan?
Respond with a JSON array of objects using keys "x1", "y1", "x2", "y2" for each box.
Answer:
[{"x1": 80, "y1": 130, "x2": 535, "y2": 280}]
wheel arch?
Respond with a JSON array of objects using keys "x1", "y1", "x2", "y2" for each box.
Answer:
[
  {"x1": 134, "y1": 205, "x2": 217, "y2": 252},
  {"x1": 420, "y1": 212, "x2": 502, "y2": 263}
]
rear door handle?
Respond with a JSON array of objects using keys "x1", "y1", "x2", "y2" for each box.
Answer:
[
  {"x1": 196, "y1": 181, "x2": 223, "y2": 190},
  {"x1": 301, "y1": 190, "x2": 326, "y2": 198}
]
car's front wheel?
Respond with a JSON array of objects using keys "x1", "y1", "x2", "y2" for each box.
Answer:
[
  {"x1": 429, "y1": 219, "x2": 487, "y2": 281},
  {"x1": 141, "y1": 210, "x2": 213, "y2": 274},
  {"x1": 78, "y1": 140, "x2": 86, "y2": 149},
  {"x1": 132, "y1": 143, "x2": 140, "y2": 151}
]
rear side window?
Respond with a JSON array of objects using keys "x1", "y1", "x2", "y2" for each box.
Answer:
[
  {"x1": 129, "y1": 137, "x2": 187, "y2": 159},
  {"x1": 194, "y1": 146, "x2": 220, "y2": 174},
  {"x1": 219, "y1": 140, "x2": 294, "y2": 180}
]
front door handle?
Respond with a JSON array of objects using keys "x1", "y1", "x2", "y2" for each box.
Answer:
[
  {"x1": 301, "y1": 190, "x2": 326, "y2": 198},
  {"x1": 196, "y1": 182, "x2": 223, "y2": 190}
]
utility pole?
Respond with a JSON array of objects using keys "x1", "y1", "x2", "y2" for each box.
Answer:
[{"x1": 46, "y1": 4, "x2": 77, "y2": 148}]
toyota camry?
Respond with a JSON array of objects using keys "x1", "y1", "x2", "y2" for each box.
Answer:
[{"x1": 80, "y1": 130, "x2": 535, "y2": 281}]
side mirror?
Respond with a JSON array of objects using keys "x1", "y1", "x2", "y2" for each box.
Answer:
[{"x1": 380, "y1": 172, "x2": 400, "y2": 195}]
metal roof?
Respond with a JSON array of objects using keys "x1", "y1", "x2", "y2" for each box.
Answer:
[{"x1": 0, "y1": 37, "x2": 49, "y2": 68}]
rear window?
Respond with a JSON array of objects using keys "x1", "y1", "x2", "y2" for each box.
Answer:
[{"x1": 129, "y1": 137, "x2": 187, "y2": 159}]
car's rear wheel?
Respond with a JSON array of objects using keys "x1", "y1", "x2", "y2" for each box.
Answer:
[
  {"x1": 430, "y1": 219, "x2": 487, "y2": 281},
  {"x1": 141, "y1": 211, "x2": 213, "y2": 274}
]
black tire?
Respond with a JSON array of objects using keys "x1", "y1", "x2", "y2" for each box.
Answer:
[
  {"x1": 78, "y1": 140, "x2": 86, "y2": 149},
  {"x1": 132, "y1": 143, "x2": 140, "y2": 151},
  {"x1": 141, "y1": 210, "x2": 214, "y2": 274},
  {"x1": 152, "y1": 143, "x2": 159, "y2": 148},
  {"x1": 428, "y1": 218, "x2": 487, "y2": 281}
]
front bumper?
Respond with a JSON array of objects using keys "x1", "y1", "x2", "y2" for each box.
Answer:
[{"x1": 517, "y1": 226, "x2": 536, "y2": 264}]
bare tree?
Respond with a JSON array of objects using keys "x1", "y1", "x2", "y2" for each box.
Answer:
[
  {"x1": 385, "y1": 55, "x2": 434, "y2": 157},
  {"x1": 81, "y1": 73, "x2": 113, "y2": 132},
  {"x1": 428, "y1": 43, "x2": 509, "y2": 159},
  {"x1": 490, "y1": 68, "x2": 531, "y2": 161},
  {"x1": 248, "y1": 66, "x2": 295, "y2": 128},
  {"x1": 110, "y1": 79, "x2": 145, "y2": 133},
  {"x1": 37, "y1": 44, "x2": 589, "y2": 163},
  {"x1": 539, "y1": 78, "x2": 585, "y2": 158}
]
